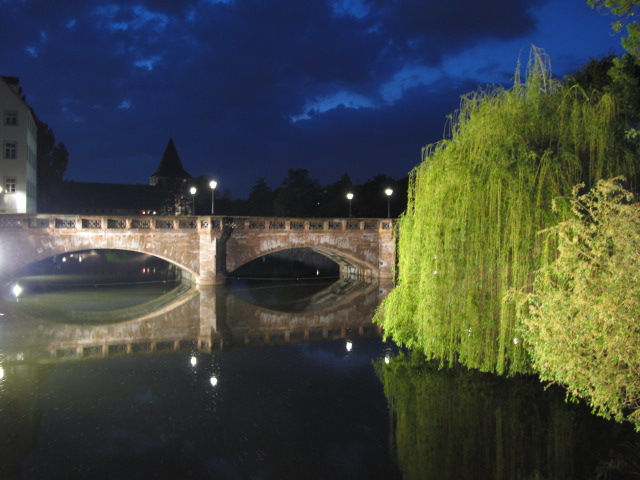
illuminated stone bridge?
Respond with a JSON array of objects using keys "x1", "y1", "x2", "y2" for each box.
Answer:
[{"x1": 0, "y1": 214, "x2": 394, "y2": 285}]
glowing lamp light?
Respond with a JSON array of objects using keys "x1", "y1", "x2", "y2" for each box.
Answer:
[
  {"x1": 190, "y1": 186, "x2": 197, "y2": 215},
  {"x1": 12, "y1": 283, "x2": 22, "y2": 299},
  {"x1": 210, "y1": 376, "x2": 218, "y2": 387},
  {"x1": 385, "y1": 188, "x2": 393, "y2": 218},
  {"x1": 346, "y1": 192, "x2": 354, "y2": 217},
  {"x1": 190, "y1": 356, "x2": 197, "y2": 367},
  {"x1": 384, "y1": 356, "x2": 390, "y2": 364},
  {"x1": 346, "y1": 341, "x2": 353, "y2": 352}
]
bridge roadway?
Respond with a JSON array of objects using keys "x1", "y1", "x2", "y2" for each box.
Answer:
[{"x1": 0, "y1": 214, "x2": 395, "y2": 285}]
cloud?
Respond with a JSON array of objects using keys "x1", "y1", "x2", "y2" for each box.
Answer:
[
  {"x1": 380, "y1": 63, "x2": 443, "y2": 103},
  {"x1": 0, "y1": 0, "x2": 625, "y2": 197},
  {"x1": 133, "y1": 56, "x2": 161, "y2": 70},
  {"x1": 91, "y1": 4, "x2": 170, "y2": 33},
  {"x1": 331, "y1": 0, "x2": 370, "y2": 19},
  {"x1": 291, "y1": 90, "x2": 376, "y2": 122}
]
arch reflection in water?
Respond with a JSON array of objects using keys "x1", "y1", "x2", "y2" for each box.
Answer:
[{"x1": 0, "y1": 278, "x2": 388, "y2": 364}]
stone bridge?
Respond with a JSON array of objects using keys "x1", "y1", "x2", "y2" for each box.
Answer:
[{"x1": 0, "y1": 214, "x2": 394, "y2": 285}]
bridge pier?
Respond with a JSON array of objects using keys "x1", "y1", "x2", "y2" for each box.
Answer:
[{"x1": 195, "y1": 226, "x2": 223, "y2": 286}]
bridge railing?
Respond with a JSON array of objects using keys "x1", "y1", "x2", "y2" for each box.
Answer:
[
  {"x1": 0, "y1": 214, "x2": 393, "y2": 233},
  {"x1": 226, "y1": 217, "x2": 393, "y2": 232}
]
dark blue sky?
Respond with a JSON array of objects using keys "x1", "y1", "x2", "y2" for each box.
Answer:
[{"x1": 1, "y1": 0, "x2": 625, "y2": 198}]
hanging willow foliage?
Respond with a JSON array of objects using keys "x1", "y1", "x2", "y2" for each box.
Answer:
[{"x1": 375, "y1": 47, "x2": 637, "y2": 375}]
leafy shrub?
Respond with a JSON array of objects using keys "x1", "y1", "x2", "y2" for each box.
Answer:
[{"x1": 525, "y1": 178, "x2": 640, "y2": 429}]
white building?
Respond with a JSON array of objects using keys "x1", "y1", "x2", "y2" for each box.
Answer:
[{"x1": 0, "y1": 76, "x2": 37, "y2": 213}]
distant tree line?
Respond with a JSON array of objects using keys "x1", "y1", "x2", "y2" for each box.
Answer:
[
  {"x1": 189, "y1": 169, "x2": 408, "y2": 218},
  {"x1": 36, "y1": 118, "x2": 68, "y2": 211}
]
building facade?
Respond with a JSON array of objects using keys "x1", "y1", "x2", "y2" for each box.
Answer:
[{"x1": 0, "y1": 76, "x2": 37, "y2": 213}]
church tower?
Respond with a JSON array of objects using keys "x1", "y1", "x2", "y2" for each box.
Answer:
[
  {"x1": 149, "y1": 138, "x2": 192, "y2": 187},
  {"x1": 149, "y1": 138, "x2": 194, "y2": 215}
]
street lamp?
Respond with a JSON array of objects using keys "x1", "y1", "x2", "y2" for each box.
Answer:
[
  {"x1": 209, "y1": 180, "x2": 217, "y2": 215},
  {"x1": 346, "y1": 192, "x2": 354, "y2": 218},
  {"x1": 190, "y1": 186, "x2": 197, "y2": 215},
  {"x1": 385, "y1": 188, "x2": 393, "y2": 218}
]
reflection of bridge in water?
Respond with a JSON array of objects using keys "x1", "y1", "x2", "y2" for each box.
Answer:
[{"x1": 3, "y1": 279, "x2": 391, "y2": 364}]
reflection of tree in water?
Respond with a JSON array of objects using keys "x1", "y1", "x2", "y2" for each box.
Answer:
[
  {"x1": 226, "y1": 279, "x2": 329, "y2": 312},
  {"x1": 226, "y1": 279, "x2": 325, "y2": 312},
  {"x1": 229, "y1": 248, "x2": 340, "y2": 280},
  {"x1": 226, "y1": 278, "x2": 371, "y2": 313},
  {"x1": 376, "y1": 353, "x2": 640, "y2": 480}
]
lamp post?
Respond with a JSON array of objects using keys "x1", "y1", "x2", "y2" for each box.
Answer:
[
  {"x1": 385, "y1": 188, "x2": 393, "y2": 218},
  {"x1": 209, "y1": 180, "x2": 217, "y2": 215},
  {"x1": 190, "y1": 186, "x2": 197, "y2": 215},
  {"x1": 346, "y1": 192, "x2": 354, "y2": 218}
]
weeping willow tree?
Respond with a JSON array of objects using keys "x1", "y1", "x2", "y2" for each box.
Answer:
[{"x1": 375, "y1": 47, "x2": 637, "y2": 375}]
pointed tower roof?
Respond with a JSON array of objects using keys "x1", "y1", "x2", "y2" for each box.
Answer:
[{"x1": 150, "y1": 138, "x2": 192, "y2": 183}]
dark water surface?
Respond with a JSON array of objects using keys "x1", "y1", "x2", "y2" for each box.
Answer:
[{"x1": 0, "y1": 278, "x2": 639, "y2": 479}]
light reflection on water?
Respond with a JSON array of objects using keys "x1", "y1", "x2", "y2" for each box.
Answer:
[
  {"x1": 16, "y1": 282, "x2": 181, "y2": 312},
  {"x1": 0, "y1": 278, "x2": 638, "y2": 479}
]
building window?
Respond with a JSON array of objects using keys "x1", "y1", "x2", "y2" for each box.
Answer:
[
  {"x1": 4, "y1": 141, "x2": 17, "y2": 159},
  {"x1": 3, "y1": 111, "x2": 17, "y2": 126},
  {"x1": 4, "y1": 177, "x2": 16, "y2": 194}
]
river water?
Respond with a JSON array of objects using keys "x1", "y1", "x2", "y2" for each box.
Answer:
[{"x1": 0, "y1": 275, "x2": 639, "y2": 479}]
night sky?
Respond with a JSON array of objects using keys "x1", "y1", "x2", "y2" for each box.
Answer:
[{"x1": 1, "y1": 0, "x2": 625, "y2": 198}]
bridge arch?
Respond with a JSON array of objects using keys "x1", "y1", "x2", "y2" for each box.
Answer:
[
  {"x1": 227, "y1": 244, "x2": 376, "y2": 279},
  {"x1": 223, "y1": 218, "x2": 393, "y2": 280},
  {"x1": 16, "y1": 247, "x2": 190, "y2": 281},
  {"x1": 0, "y1": 220, "x2": 207, "y2": 284}
]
